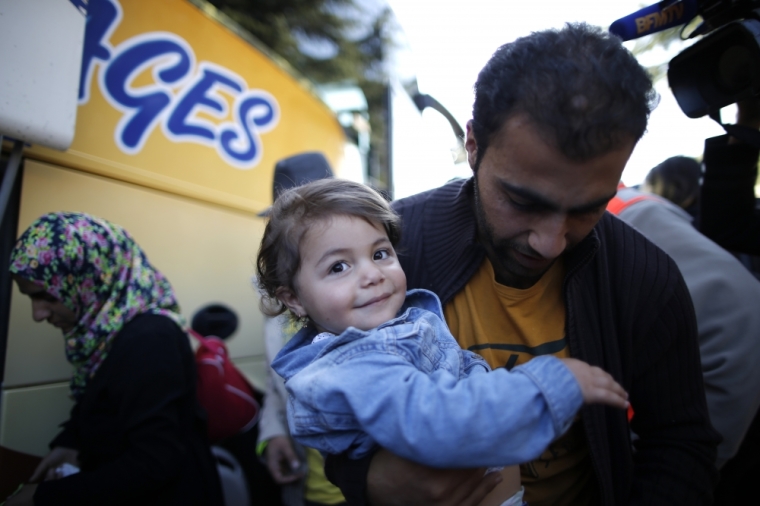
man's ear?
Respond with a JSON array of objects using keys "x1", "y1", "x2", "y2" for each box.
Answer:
[
  {"x1": 465, "y1": 120, "x2": 478, "y2": 171},
  {"x1": 276, "y1": 287, "x2": 307, "y2": 318}
]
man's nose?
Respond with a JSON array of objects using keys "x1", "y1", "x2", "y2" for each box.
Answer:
[
  {"x1": 31, "y1": 299, "x2": 51, "y2": 322},
  {"x1": 529, "y1": 215, "x2": 568, "y2": 260}
]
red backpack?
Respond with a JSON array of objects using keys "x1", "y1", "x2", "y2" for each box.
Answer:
[{"x1": 190, "y1": 329, "x2": 262, "y2": 442}]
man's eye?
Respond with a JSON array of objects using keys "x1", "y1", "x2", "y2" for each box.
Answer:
[
  {"x1": 329, "y1": 262, "x2": 349, "y2": 274},
  {"x1": 571, "y1": 206, "x2": 605, "y2": 217},
  {"x1": 373, "y1": 249, "x2": 390, "y2": 261},
  {"x1": 508, "y1": 196, "x2": 537, "y2": 211}
]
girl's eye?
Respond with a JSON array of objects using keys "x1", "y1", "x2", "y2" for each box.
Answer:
[
  {"x1": 329, "y1": 261, "x2": 349, "y2": 274},
  {"x1": 374, "y1": 249, "x2": 390, "y2": 261}
]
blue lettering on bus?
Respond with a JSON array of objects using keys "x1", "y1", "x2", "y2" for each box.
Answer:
[
  {"x1": 80, "y1": 0, "x2": 280, "y2": 169},
  {"x1": 103, "y1": 35, "x2": 195, "y2": 153},
  {"x1": 167, "y1": 65, "x2": 244, "y2": 141},
  {"x1": 79, "y1": 0, "x2": 121, "y2": 103},
  {"x1": 219, "y1": 92, "x2": 279, "y2": 166}
]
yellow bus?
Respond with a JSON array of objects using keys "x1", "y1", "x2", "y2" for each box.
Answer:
[{"x1": 0, "y1": 0, "x2": 352, "y2": 487}]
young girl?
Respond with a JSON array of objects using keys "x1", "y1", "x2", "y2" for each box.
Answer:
[{"x1": 256, "y1": 179, "x2": 628, "y2": 506}]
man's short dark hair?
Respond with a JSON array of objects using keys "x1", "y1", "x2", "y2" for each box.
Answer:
[{"x1": 471, "y1": 23, "x2": 657, "y2": 167}]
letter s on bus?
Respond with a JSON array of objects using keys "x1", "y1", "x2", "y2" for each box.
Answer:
[{"x1": 218, "y1": 91, "x2": 280, "y2": 169}]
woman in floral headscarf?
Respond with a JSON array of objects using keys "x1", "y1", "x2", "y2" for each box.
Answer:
[{"x1": 6, "y1": 212, "x2": 223, "y2": 506}]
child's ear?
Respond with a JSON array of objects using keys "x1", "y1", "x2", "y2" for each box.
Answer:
[{"x1": 276, "y1": 287, "x2": 307, "y2": 319}]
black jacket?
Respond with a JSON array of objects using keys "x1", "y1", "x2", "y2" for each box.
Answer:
[
  {"x1": 327, "y1": 178, "x2": 719, "y2": 505},
  {"x1": 34, "y1": 314, "x2": 223, "y2": 506}
]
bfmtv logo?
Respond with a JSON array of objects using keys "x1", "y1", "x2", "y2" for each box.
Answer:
[{"x1": 79, "y1": 0, "x2": 279, "y2": 170}]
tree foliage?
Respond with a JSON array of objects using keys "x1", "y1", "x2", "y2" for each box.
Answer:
[{"x1": 207, "y1": 0, "x2": 393, "y2": 188}]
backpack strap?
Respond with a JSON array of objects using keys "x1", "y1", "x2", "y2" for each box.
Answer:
[{"x1": 188, "y1": 328, "x2": 207, "y2": 343}]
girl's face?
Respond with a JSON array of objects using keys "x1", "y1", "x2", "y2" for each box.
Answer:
[
  {"x1": 14, "y1": 275, "x2": 78, "y2": 333},
  {"x1": 278, "y1": 215, "x2": 407, "y2": 335}
]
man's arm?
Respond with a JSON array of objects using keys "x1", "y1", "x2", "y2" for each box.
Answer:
[
  {"x1": 325, "y1": 450, "x2": 502, "y2": 506},
  {"x1": 258, "y1": 366, "x2": 307, "y2": 484},
  {"x1": 628, "y1": 273, "x2": 720, "y2": 505},
  {"x1": 258, "y1": 318, "x2": 291, "y2": 445},
  {"x1": 258, "y1": 316, "x2": 307, "y2": 484},
  {"x1": 618, "y1": 198, "x2": 760, "y2": 466}
]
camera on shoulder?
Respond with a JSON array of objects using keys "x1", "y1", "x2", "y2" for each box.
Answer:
[{"x1": 611, "y1": 0, "x2": 760, "y2": 119}]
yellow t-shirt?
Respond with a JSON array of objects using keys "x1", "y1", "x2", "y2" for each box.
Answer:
[
  {"x1": 304, "y1": 447, "x2": 346, "y2": 504},
  {"x1": 444, "y1": 258, "x2": 593, "y2": 506}
]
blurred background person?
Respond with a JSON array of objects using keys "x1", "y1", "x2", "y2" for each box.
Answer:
[
  {"x1": 6, "y1": 212, "x2": 223, "y2": 506},
  {"x1": 642, "y1": 155, "x2": 702, "y2": 219},
  {"x1": 644, "y1": 149, "x2": 760, "y2": 279}
]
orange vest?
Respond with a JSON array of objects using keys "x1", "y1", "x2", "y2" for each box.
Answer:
[{"x1": 606, "y1": 183, "x2": 661, "y2": 216}]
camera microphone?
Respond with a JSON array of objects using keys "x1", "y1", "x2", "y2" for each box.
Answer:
[{"x1": 610, "y1": 0, "x2": 699, "y2": 41}]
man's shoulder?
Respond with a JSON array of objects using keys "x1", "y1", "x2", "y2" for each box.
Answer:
[
  {"x1": 593, "y1": 212, "x2": 682, "y2": 288},
  {"x1": 614, "y1": 191, "x2": 760, "y2": 308},
  {"x1": 613, "y1": 192, "x2": 709, "y2": 256},
  {"x1": 596, "y1": 210, "x2": 668, "y2": 251}
]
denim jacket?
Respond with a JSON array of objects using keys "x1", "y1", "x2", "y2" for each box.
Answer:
[{"x1": 271, "y1": 289, "x2": 583, "y2": 468}]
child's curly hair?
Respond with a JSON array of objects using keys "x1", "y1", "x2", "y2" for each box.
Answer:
[{"x1": 256, "y1": 178, "x2": 401, "y2": 317}]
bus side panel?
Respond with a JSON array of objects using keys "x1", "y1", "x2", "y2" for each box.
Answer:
[
  {"x1": 0, "y1": 383, "x2": 73, "y2": 456},
  {"x1": 3, "y1": 159, "x2": 268, "y2": 455}
]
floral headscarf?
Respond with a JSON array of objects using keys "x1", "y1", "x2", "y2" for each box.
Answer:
[{"x1": 9, "y1": 212, "x2": 184, "y2": 399}]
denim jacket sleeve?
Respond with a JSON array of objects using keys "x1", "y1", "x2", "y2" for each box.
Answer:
[{"x1": 287, "y1": 350, "x2": 582, "y2": 468}]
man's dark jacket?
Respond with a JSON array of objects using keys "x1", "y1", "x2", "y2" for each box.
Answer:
[{"x1": 326, "y1": 178, "x2": 719, "y2": 505}]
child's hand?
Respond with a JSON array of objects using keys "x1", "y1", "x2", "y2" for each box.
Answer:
[{"x1": 560, "y1": 358, "x2": 629, "y2": 409}]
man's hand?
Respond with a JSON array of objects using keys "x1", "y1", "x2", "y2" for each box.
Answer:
[
  {"x1": 264, "y1": 435, "x2": 306, "y2": 484},
  {"x1": 29, "y1": 446, "x2": 79, "y2": 483},
  {"x1": 560, "y1": 358, "x2": 629, "y2": 409},
  {"x1": 367, "y1": 449, "x2": 502, "y2": 506},
  {"x1": 5, "y1": 483, "x2": 38, "y2": 506}
]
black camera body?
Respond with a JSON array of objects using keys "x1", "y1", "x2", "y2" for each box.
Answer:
[{"x1": 612, "y1": 0, "x2": 760, "y2": 118}]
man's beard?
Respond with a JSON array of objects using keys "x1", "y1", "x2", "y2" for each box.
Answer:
[{"x1": 472, "y1": 175, "x2": 554, "y2": 288}]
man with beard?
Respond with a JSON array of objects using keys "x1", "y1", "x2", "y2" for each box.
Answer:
[{"x1": 324, "y1": 23, "x2": 720, "y2": 506}]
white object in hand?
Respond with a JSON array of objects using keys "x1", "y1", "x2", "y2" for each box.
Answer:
[{"x1": 55, "y1": 463, "x2": 80, "y2": 478}]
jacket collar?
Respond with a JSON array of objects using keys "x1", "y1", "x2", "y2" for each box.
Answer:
[{"x1": 271, "y1": 289, "x2": 445, "y2": 380}]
